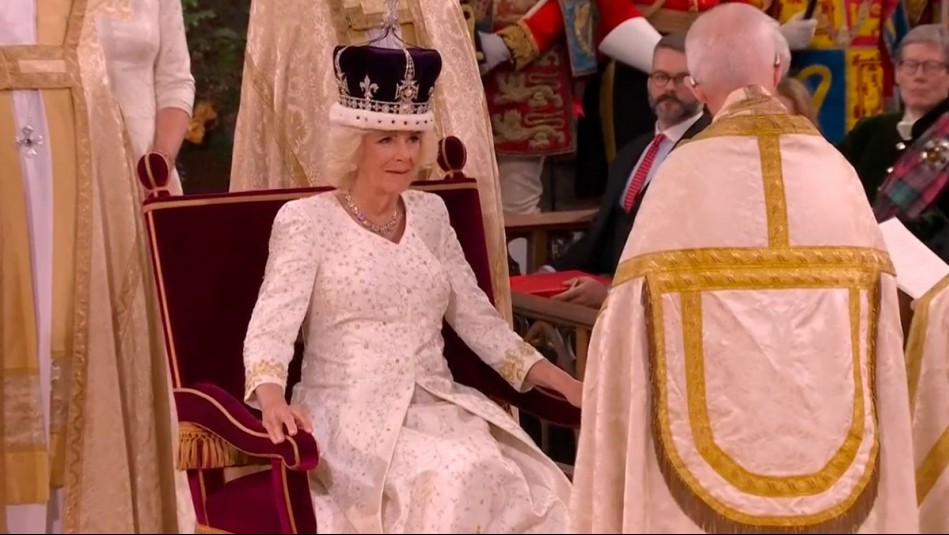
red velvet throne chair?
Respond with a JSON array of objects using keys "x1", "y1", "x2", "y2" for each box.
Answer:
[{"x1": 137, "y1": 139, "x2": 580, "y2": 534}]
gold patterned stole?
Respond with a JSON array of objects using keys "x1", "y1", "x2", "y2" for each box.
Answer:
[
  {"x1": 0, "y1": 0, "x2": 94, "y2": 518},
  {"x1": 329, "y1": 0, "x2": 421, "y2": 45}
]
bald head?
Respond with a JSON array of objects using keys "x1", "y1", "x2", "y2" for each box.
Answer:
[{"x1": 685, "y1": 4, "x2": 786, "y2": 110}]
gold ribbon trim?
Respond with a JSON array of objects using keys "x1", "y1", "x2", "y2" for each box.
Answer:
[
  {"x1": 643, "y1": 273, "x2": 882, "y2": 532},
  {"x1": 195, "y1": 523, "x2": 233, "y2": 534},
  {"x1": 0, "y1": 45, "x2": 77, "y2": 91},
  {"x1": 614, "y1": 246, "x2": 895, "y2": 290}
]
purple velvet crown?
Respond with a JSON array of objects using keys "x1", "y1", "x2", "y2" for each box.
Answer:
[{"x1": 331, "y1": 44, "x2": 443, "y2": 131}]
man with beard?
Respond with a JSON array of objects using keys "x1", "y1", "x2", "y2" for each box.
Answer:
[{"x1": 539, "y1": 32, "x2": 710, "y2": 308}]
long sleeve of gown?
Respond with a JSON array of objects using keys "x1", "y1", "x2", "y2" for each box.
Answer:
[
  {"x1": 433, "y1": 197, "x2": 545, "y2": 392},
  {"x1": 243, "y1": 202, "x2": 319, "y2": 405},
  {"x1": 154, "y1": 0, "x2": 195, "y2": 114}
]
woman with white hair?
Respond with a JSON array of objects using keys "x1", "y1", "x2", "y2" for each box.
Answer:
[{"x1": 241, "y1": 43, "x2": 578, "y2": 534}]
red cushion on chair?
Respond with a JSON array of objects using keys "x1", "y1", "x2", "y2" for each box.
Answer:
[{"x1": 205, "y1": 471, "x2": 283, "y2": 533}]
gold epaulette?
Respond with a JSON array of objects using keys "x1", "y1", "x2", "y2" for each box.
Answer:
[{"x1": 497, "y1": 21, "x2": 540, "y2": 71}]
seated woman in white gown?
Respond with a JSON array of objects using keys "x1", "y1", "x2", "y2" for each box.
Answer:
[{"x1": 242, "y1": 42, "x2": 581, "y2": 534}]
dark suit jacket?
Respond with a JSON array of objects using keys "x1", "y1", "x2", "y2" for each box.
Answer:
[
  {"x1": 838, "y1": 97, "x2": 949, "y2": 203},
  {"x1": 551, "y1": 113, "x2": 711, "y2": 276}
]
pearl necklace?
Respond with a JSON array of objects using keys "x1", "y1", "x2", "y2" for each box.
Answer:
[{"x1": 342, "y1": 191, "x2": 402, "y2": 237}]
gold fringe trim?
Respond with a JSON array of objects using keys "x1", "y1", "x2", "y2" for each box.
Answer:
[
  {"x1": 177, "y1": 422, "x2": 263, "y2": 470},
  {"x1": 643, "y1": 282, "x2": 880, "y2": 533},
  {"x1": 195, "y1": 522, "x2": 232, "y2": 534}
]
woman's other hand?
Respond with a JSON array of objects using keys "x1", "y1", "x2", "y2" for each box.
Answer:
[
  {"x1": 524, "y1": 359, "x2": 583, "y2": 408},
  {"x1": 255, "y1": 383, "x2": 313, "y2": 444}
]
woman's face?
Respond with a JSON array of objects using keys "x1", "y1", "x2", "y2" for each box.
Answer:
[{"x1": 357, "y1": 130, "x2": 422, "y2": 194}]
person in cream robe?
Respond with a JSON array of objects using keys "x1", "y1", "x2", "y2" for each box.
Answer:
[
  {"x1": 1, "y1": 0, "x2": 178, "y2": 532},
  {"x1": 96, "y1": 1, "x2": 197, "y2": 532},
  {"x1": 904, "y1": 274, "x2": 949, "y2": 533},
  {"x1": 229, "y1": 0, "x2": 514, "y2": 317},
  {"x1": 569, "y1": 4, "x2": 920, "y2": 533}
]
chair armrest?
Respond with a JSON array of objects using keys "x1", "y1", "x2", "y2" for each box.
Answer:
[
  {"x1": 514, "y1": 386, "x2": 581, "y2": 428},
  {"x1": 174, "y1": 383, "x2": 319, "y2": 471},
  {"x1": 503, "y1": 208, "x2": 598, "y2": 234},
  {"x1": 511, "y1": 291, "x2": 599, "y2": 328}
]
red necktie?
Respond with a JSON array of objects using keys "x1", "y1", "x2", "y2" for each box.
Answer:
[{"x1": 623, "y1": 133, "x2": 666, "y2": 212}]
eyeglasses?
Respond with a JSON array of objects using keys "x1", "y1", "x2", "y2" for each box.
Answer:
[
  {"x1": 897, "y1": 60, "x2": 949, "y2": 75},
  {"x1": 649, "y1": 71, "x2": 690, "y2": 88}
]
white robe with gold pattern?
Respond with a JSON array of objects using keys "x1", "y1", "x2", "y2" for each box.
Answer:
[{"x1": 570, "y1": 86, "x2": 919, "y2": 534}]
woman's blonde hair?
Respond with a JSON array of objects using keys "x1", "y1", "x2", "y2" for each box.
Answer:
[
  {"x1": 322, "y1": 124, "x2": 439, "y2": 189},
  {"x1": 777, "y1": 77, "x2": 820, "y2": 128}
]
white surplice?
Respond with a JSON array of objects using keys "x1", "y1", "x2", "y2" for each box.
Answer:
[{"x1": 243, "y1": 190, "x2": 572, "y2": 534}]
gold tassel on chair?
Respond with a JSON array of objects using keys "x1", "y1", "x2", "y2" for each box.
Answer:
[{"x1": 177, "y1": 422, "x2": 261, "y2": 470}]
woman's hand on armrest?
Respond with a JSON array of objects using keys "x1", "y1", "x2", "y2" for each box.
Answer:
[
  {"x1": 255, "y1": 383, "x2": 313, "y2": 444},
  {"x1": 524, "y1": 359, "x2": 583, "y2": 408}
]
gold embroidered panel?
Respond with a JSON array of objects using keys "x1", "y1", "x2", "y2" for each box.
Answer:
[
  {"x1": 330, "y1": 0, "x2": 419, "y2": 46},
  {"x1": 631, "y1": 246, "x2": 884, "y2": 533}
]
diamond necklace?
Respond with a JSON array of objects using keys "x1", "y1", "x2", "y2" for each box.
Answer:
[{"x1": 342, "y1": 191, "x2": 402, "y2": 236}]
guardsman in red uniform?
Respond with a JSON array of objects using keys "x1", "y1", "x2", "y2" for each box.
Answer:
[
  {"x1": 472, "y1": 0, "x2": 659, "y2": 213},
  {"x1": 477, "y1": 0, "x2": 816, "y2": 200}
]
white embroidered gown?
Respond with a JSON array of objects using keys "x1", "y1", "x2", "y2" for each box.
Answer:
[{"x1": 243, "y1": 190, "x2": 573, "y2": 534}]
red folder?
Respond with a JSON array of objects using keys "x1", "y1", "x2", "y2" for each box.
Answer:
[{"x1": 510, "y1": 270, "x2": 612, "y2": 298}]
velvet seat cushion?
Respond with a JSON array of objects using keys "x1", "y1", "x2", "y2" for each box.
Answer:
[{"x1": 205, "y1": 471, "x2": 282, "y2": 533}]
